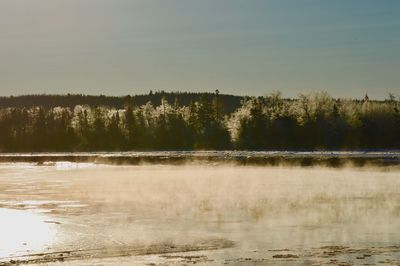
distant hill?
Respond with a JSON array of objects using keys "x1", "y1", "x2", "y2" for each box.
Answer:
[{"x1": 0, "y1": 92, "x2": 244, "y2": 114}]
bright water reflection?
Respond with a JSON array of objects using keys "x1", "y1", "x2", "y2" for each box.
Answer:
[{"x1": 0, "y1": 208, "x2": 56, "y2": 258}]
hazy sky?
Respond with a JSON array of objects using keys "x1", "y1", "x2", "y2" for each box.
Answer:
[{"x1": 0, "y1": 0, "x2": 399, "y2": 98}]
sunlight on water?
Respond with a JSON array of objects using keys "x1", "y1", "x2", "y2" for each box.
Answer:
[
  {"x1": 0, "y1": 162, "x2": 400, "y2": 264},
  {"x1": 0, "y1": 208, "x2": 56, "y2": 258},
  {"x1": 53, "y1": 162, "x2": 97, "y2": 170}
]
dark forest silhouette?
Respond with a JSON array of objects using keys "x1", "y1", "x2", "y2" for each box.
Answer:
[
  {"x1": 0, "y1": 91, "x2": 242, "y2": 114},
  {"x1": 0, "y1": 91, "x2": 399, "y2": 152}
]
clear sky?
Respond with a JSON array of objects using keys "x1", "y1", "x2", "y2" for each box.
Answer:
[{"x1": 0, "y1": 0, "x2": 399, "y2": 99}]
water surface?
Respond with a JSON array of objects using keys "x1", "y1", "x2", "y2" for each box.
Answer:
[{"x1": 0, "y1": 162, "x2": 400, "y2": 265}]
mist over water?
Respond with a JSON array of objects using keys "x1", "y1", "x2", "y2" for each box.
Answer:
[
  {"x1": 67, "y1": 165, "x2": 400, "y2": 245},
  {"x1": 0, "y1": 162, "x2": 400, "y2": 264}
]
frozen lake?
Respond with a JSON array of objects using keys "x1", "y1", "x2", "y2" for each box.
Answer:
[{"x1": 0, "y1": 158, "x2": 400, "y2": 265}]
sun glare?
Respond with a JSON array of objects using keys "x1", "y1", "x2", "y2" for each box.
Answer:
[{"x1": 0, "y1": 208, "x2": 56, "y2": 258}]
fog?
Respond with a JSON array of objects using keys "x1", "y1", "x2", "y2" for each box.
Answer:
[{"x1": 0, "y1": 163, "x2": 400, "y2": 264}]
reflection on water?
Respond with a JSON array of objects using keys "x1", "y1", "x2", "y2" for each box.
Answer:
[{"x1": 0, "y1": 208, "x2": 56, "y2": 258}]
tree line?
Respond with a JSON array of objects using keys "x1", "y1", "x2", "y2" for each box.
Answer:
[
  {"x1": 0, "y1": 91, "x2": 243, "y2": 114},
  {"x1": 0, "y1": 91, "x2": 399, "y2": 152}
]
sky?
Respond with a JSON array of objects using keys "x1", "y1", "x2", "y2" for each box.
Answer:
[{"x1": 0, "y1": 0, "x2": 399, "y2": 99}]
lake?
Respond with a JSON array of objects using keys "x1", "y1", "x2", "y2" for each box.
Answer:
[{"x1": 0, "y1": 152, "x2": 400, "y2": 265}]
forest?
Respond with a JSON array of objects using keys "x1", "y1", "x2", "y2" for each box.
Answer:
[
  {"x1": 0, "y1": 91, "x2": 399, "y2": 151},
  {"x1": 0, "y1": 91, "x2": 242, "y2": 114}
]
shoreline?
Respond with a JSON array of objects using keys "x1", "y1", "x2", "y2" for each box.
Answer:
[{"x1": 0, "y1": 151, "x2": 399, "y2": 167}]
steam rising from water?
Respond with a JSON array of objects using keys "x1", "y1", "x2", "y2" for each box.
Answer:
[
  {"x1": 65, "y1": 166, "x2": 400, "y2": 246},
  {"x1": 0, "y1": 163, "x2": 400, "y2": 263}
]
